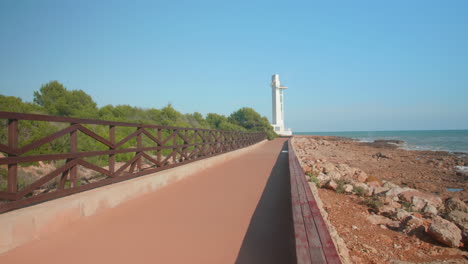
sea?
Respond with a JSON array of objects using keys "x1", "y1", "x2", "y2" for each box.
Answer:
[{"x1": 294, "y1": 130, "x2": 468, "y2": 154}]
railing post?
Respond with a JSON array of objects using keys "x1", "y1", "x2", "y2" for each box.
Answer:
[
  {"x1": 173, "y1": 129, "x2": 177, "y2": 163},
  {"x1": 69, "y1": 123, "x2": 78, "y2": 187},
  {"x1": 7, "y1": 119, "x2": 18, "y2": 193},
  {"x1": 109, "y1": 125, "x2": 115, "y2": 175},
  {"x1": 157, "y1": 128, "x2": 162, "y2": 166},
  {"x1": 137, "y1": 126, "x2": 142, "y2": 171}
]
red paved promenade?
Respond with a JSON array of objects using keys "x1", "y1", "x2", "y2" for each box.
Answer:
[{"x1": 0, "y1": 138, "x2": 296, "y2": 263}]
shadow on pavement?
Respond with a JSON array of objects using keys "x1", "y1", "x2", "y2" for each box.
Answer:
[{"x1": 235, "y1": 141, "x2": 296, "y2": 264}]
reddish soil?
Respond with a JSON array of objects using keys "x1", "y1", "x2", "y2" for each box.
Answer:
[{"x1": 319, "y1": 188, "x2": 466, "y2": 263}]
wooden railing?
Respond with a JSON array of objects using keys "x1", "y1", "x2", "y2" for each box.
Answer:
[{"x1": 0, "y1": 111, "x2": 266, "y2": 213}]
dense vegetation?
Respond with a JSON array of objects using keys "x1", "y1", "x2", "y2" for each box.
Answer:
[{"x1": 0, "y1": 81, "x2": 277, "y2": 164}]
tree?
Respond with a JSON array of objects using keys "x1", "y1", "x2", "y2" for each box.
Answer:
[
  {"x1": 33, "y1": 81, "x2": 97, "y2": 118},
  {"x1": 228, "y1": 107, "x2": 277, "y2": 139}
]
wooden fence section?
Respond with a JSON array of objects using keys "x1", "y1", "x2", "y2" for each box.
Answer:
[
  {"x1": 0, "y1": 111, "x2": 266, "y2": 213},
  {"x1": 288, "y1": 139, "x2": 342, "y2": 264}
]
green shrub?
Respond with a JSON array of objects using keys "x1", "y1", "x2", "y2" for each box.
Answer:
[
  {"x1": 363, "y1": 196, "x2": 384, "y2": 210},
  {"x1": 353, "y1": 186, "x2": 365, "y2": 197},
  {"x1": 335, "y1": 179, "x2": 349, "y2": 194}
]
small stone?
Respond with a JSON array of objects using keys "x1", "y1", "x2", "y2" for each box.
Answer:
[
  {"x1": 352, "y1": 225, "x2": 358, "y2": 230},
  {"x1": 325, "y1": 180, "x2": 338, "y2": 191},
  {"x1": 428, "y1": 216, "x2": 462, "y2": 248}
]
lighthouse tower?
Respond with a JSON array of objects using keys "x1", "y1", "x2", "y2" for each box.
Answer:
[{"x1": 271, "y1": 74, "x2": 292, "y2": 136}]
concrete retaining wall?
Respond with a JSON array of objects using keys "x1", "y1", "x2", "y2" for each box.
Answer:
[{"x1": 0, "y1": 140, "x2": 267, "y2": 254}]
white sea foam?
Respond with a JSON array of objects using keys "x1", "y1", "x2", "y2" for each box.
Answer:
[{"x1": 455, "y1": 166, "x2": 468, "y2": 173}]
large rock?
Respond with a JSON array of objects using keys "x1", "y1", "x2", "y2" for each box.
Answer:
[
  {"x1": 373, "y1": 186, "x2": 390, "y2": 195},
  {"x1": 445, "y1": 197, "x2": 467, "y2": 213},
  {"x1": 378, "y1": 205, "x2": 396, "y2": 216},
  {"x1": 366, "y1": 175, "x2": 382, "y2": 187},
  {"x1": 398, "y1": 190, "x2": 444, "y2": 209},
  {"x1": 446, "y1": 210, "x2": 468, "y2": 231},
  {"x1": 325, "y1": 180, "x2": 338, "y2": 191},
  {"x1": 322, "y1": 163, "x2": 337, "y2": 174},
  {"x1": 382, "y1": 181, "x2": 399, "y2": 189},
  {"x1": 402, "y1": 215, "x2": 424, "y2": 228},
  {"x1": 327, "y1": 170, "x2": 342, "y2": 180},
  {"x1": 384, "y1": 186, "x2": 410, "y2": 201},
  {"x1": 428, "y1": 216, "x2": 462, "y2": 247},
  {"x1": 316, "y1": 173, "x2": 331, "y2": 187},
  {"x1": 336, "y1": 163, "x2": 353, "y2": 177},
  {"x1": 367, "y1": 214, "x2": 400, "y2": 228},
  {"x1": 422, "y1": 204, "x2": 438, "y2": 217},
  {"x1": 393, "y1": 209, "x2": 411, "y2": 221},
  {"x1": 343, "y1": 184, "x2": 353, "y2": 193},
  {"x1": 353, "y1": 169, "x2": 368, "y2": 183},
  {"x1": 411, "y1": 196, "x2": 428, "y2": 211}
]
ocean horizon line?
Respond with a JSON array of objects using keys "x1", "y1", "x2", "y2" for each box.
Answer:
[{"x1": 294, "y1": 129, "x2": 468, "y2": 134}]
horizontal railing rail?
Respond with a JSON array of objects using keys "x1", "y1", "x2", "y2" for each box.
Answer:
[{"x1": 0, "y1": 111, "x2": 266, "y2": 213}]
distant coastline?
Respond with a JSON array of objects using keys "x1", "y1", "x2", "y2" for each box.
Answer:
[{"x1": 294, "y1": 130, "x2": 468, "y2": 154}]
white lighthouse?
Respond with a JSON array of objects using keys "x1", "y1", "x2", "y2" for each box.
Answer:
[{"x1": 271, "y1": 74, "x2": 292, "y2": 136}]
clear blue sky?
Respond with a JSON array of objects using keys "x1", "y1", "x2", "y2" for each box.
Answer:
[{"x1": 1, "y1": 0, "x2": 467, "y2": 132}]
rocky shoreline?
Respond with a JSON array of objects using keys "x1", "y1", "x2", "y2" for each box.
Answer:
[{"x1": 292, "y1": 136, "x2": 467, "y2": 263}]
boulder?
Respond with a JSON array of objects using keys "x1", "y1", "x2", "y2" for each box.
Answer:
[
  {"x1": 316, "y1": 173, "x2": 331, "y2": 187},
  {"x1": 367, "y1": 214, "x2": 400, "y2": 228},
  {"x1": 382, "y1": 181, "x2": 399, "y2": 189},
  {"x1": 411, "y1": 196, "x2": 428, "y2": 211},
  {"x1": 445, "y1": 197, "x2": 467, "y2": 213},
  {"x1": 398, "y1": 190, "x2": 444, "y2": 209},
  {"x1": 327, "y1": 170, "x2": 342, "y2": 180},
  {"x1": 353, "y1": 169, "x2": 368, "y2": 183},
  {"x1": 403, "y1": 215, "x2": 424, "y2": 228},
  {"x1": 446, "y1": 210, "x2": 468, "y2": 231},
  {"x1": 322, "y1": 163, "x2": 337, "y2": 174},
  {"x1": 336, "y1": 163, "x2": 353, "y2": 176},
  {"x1": 422, "y1": 204, "x2": 438, "y2": 217},
  {"x1": 373, "y1": 186, "x2": 390, "y2": 195},
  {"x1": 428, "y1": 216, "x2": 462, "y2": 247},
  {"x1": 365, "y1": 175, "x2": 382, "y2": 187},
  {"x1": 393, "y1": 209, "x2": 411, "y2": 221},
  {"x1": 343, "y1": 184, "x2": 353, "y2": 193},
  {"x1": 384, "y1": 186, "x2": 409, "y2": 200},
  {"x1": 378, "y1": 205, "x2": 396, "y2": 216},
  {"x1": 325, "y1": 180, "x2": 338, "y2": 191}
]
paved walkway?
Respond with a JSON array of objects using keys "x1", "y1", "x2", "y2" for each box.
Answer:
[{"x1": 0, "y1": 138, "x2": 296, "y2": 264}]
